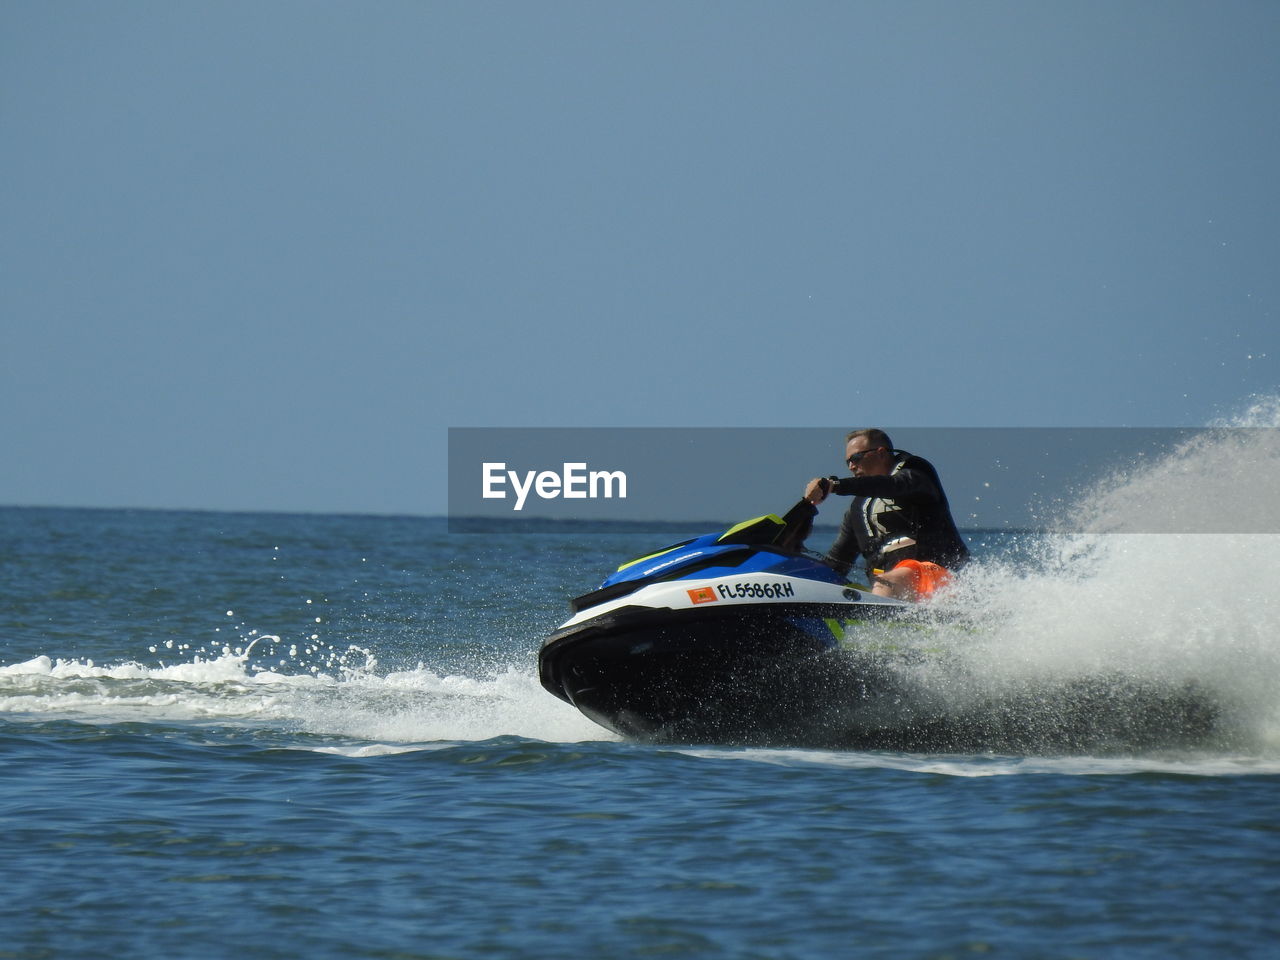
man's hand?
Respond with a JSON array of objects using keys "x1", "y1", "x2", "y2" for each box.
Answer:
[{"x1": 804, "y1": 477, "x2": 831, "y2": 504}]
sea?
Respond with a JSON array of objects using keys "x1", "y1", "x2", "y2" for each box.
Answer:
[{"x1": 3, "y1": 422, "x2": 1279, "y2": 959}]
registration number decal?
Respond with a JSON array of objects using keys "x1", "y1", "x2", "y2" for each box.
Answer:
[{"x1": 715, "y1": 581, "x2": 795, "y2": 600}]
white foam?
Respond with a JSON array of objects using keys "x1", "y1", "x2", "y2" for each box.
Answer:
[
  {"x1": 674, "y1": 746, "x2": 1280, "y2": 777},
  {"x1": 904, "y1": 403, "x2": 1280, "y2": 753},
  {"x1": 0, "y1": 651, "x2": 613, "y2": 744}
]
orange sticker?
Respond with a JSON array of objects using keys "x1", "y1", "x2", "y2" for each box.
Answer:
[{"x1": 687, "y1": 586, "x2": 718, "y2": 604}]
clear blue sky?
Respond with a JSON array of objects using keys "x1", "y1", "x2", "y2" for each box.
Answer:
[{"x1": 3, "y1": 1, "x2": 1276, "y2": 516}]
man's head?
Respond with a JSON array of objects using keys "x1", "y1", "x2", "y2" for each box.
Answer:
[{"x1": 844, "y1": 428, "x2": 894, "y2": 477}]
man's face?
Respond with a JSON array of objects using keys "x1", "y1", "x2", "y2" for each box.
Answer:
[{"x1": 844, "y1": 437, "x2": 891, "y2": 477}]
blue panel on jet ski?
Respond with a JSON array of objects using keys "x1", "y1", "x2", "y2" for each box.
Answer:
[{"x1": 601, "y1": 539, "x2": 845, "y2": 588}]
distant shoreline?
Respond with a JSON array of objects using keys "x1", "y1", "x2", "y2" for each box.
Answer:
[{"x1": 1, "y1": 503, "x2": 1041, "y2": 536}]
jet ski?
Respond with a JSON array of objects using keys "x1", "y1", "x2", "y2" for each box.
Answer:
[
  {"x1": 538, "y1": 502, "x2": 1222, "y2": 751},
  {"x1": 539, "y1": 501, "x2": 945, "y2": 748}
]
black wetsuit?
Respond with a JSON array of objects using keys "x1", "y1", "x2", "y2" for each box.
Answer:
[{"x1": 825, "y1": 450, "x2": 969, "y2": 583}]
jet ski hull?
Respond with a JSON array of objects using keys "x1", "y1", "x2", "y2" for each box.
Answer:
[{"x1": 540, "y1": 598, "x2": 933, "y2": 748}]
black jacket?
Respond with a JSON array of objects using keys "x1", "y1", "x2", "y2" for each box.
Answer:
[{"x1": 825, "y1": 450, "x2": 969, "y2": 581}]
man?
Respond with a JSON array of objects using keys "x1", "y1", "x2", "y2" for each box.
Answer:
[{"x1": 804, "y1": 428, "x2": 968, "y2": 600}]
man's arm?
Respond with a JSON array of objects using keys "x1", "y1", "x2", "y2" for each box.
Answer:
[{"x1": 832, "y1": 467, "x2": 939, "y2": 502}]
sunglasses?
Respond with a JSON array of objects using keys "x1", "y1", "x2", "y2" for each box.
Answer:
[{"x1": 846, "y1": 448, "x2": 882, "y2": 466}]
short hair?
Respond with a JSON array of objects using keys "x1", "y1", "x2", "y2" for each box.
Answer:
[{"x1": 845, "y1": 427, "x2": 894, "y2": 450}]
